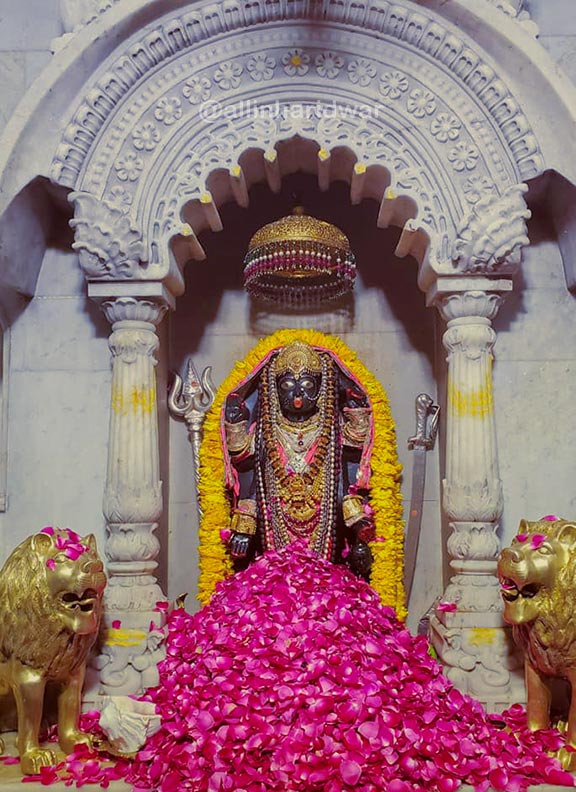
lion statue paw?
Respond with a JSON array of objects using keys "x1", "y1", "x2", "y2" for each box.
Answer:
[
  {"x1": 20, "y1": 747, "x2": 58, "y2": 775},
  {"x1": 59, "y1": 729, "x2": 98, "y2": 756},
  {"x1": 556, "y1": 746, "x2": 576, "y2": 772}
]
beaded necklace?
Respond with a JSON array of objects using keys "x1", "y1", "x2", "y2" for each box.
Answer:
[{"x1": 255, "y1": 352, "x2": 340, "y2": 559}]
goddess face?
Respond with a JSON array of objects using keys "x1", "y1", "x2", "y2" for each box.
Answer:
[{"x1": 276, "y1": 370, "x2": 321, "y2": 419}]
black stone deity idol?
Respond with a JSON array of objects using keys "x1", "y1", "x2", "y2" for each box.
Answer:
[{"x1": 223, "y1": 341, "x2": 375, "y2": 579}]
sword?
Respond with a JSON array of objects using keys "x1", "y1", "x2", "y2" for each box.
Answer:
[{"x1": 404, "y1": 393, "x2": 440, "y2": 604}]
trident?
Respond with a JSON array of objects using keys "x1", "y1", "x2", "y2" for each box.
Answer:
[{"x1": 168, "y1": 358, "x2": 215, "y2": 501}]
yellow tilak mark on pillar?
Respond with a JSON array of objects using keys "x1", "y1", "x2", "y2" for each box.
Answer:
[
  {"x1": 448, "y1": 373, "x2": 494, "y2": 418},
  {"x1": 468, "y1": 628, "x2": 497, "y2": 646},
  {"x1": 131, "y1": 386, "x2": 156, "y2": 414},
  {"x1": 104, "y1": 628, "x2": 148, "y2": 647},
  {"x1": 111, "y1": 385, "x2": 157, "y2": 415}
]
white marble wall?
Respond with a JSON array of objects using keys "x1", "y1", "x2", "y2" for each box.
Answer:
[
  {"x1": 527, "y1": 0, "x2": 576, "y2": 83},
  {"x1": 0, "y1": 247, "x2": 111, "y2": 564},
  {"x1": 0, "y1": 0, "x2": 58, "y2": 134},
  {"x1": 493, "y1": 213, "x2": 576, "y2": 540}
]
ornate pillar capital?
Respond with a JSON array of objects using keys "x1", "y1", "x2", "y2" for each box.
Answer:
[
  {"x1": 435, "y1": 290, "x2": 507, "y2": 325},
  {"x1": 450, "y1": 184, "x2": 531, "y2": 278},
  {"x1": 69, "y1": 192, "x2": 147, "y2": 281},
  {"x1": 69, "y1": 191, "x2": 184, "y2": 295},
  {"x1": 100, "y1": 295, "x2": 169, "y2": 329},
  {"x1": 427, "y1": 278, "x2": 513, "y2": 319}
]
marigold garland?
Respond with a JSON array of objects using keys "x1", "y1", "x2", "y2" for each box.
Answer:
[{"x1": 197, "y1": 329, "x2": 406, "y2": 619}]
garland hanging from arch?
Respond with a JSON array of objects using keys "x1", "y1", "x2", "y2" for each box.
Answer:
[{"x1": 197, "y1": 329, "x2": 406, "y2": 620}]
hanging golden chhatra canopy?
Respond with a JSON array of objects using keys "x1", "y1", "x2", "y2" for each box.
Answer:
[{"x1": 243, "y1": 210, "x2": 356, "y2": 308}]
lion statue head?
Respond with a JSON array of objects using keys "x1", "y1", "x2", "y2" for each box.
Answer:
[
  {"x1": 0, "y1": 528, "x2": 106, "y2": 675},
  {"x1": 498, "y1": 518, "x2": 576, "y2": 672}
]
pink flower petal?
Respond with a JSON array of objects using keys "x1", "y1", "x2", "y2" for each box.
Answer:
[
  {"x1": 437, "y1": 602, "x2": 458, "y2": 613},
  {"x1": 340, "y1": 758, "x2": 362, "y2": 786},
  {"x1": 114, "y1": 543, "x2": 576, "y2": 792}
]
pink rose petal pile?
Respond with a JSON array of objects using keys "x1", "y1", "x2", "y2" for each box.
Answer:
[{"x1": 125, "y1": 544, "x2": 575, "y2": 792}]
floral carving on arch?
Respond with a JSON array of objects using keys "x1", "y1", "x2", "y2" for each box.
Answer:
[{"x1": 55, "y1": 0, "x2": 542, "y2": 293}]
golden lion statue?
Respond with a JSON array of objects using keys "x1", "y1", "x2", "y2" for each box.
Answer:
[
  {"x1": 0, "y1": 528, "x2": 106, "y2": 774},
  {"x1": 498, "y1": 518, "x2": 576, "y2": 769}
]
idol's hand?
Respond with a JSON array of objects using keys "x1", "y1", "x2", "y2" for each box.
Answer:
[
  {"x1": 355, "y1": 516, "x2": 376, "y2": 544},
  {"x1": 229, "y1": 532, "x2": 252, "y2": 559},
  {"x1": 349, "y1": 540, "x2": 373, "y2": 579},
  {"x1": 225, "y1": 392, "x2": 249, "y2": 423}
]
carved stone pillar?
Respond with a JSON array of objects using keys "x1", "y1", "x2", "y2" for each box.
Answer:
[
  {"x1": 429, "y1": 288, "x2": 524, "y2": 710},
  {"x1": 86, "y1": 295, "x2": 169, "y2": 700},
  {"x1": 69, "y1": 191, "x2": 178, "y2": 702},
  {"x1": 423, "y1": 184, "x2": 531, "y2": 711}
]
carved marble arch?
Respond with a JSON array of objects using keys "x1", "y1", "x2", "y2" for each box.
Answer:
[
  {"x1": 53, "y1": 0, "x2": 551, "y2": 299},
  {"x1": 3, "y1": 1, "x2": 576, "y2": 311}
]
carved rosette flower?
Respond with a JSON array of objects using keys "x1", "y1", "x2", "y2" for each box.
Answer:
[
  {"x1": 406, "y1": 88, "x2": 436, "y2": 118},
  {"x1": 347, "y1": 58, "x2": 376, "y2": 86},
  {"x1": 463, "y1": 177, "x2": 497, "y2": 205},
  {"x1": 154, "y1": 96, "x2": 183, "y2": 126},
  {"x1": 448, "y1": 141, "x2": 479, "y2": 172},
  {"x1": 378, "y1": 70, "x2": 408, "y2": 99},
  {"x1": 246, "y1": 54, "x2": 275, "y2": 82},
  {"x1": 452, "y1": 184, "x2": 531, "y2": 274},
  {"x1": 282, "y1": 49, "x2": 309, "y2": 76},
  {"x1": 132, "y1": 122, "x2": 160, "y2": 151},
  {"x1": 315, "y1": 51, "x2": 344, "y2": 79},
  {"x1": 115, "y1": 152, "x2": 144, "y2": 182},
  {"x1": 69, "y1": 192, "x2": 146, "y2": 279},
  {"x1": 214, "y1": 60, "x2": 243, "y2": 90},
  {"x1": 108, "y1": 185, "x2": 133, "y2": 208},
  {"x1": 430, "y1": 112, "x2": 461, "y2": 143},
  {"x1": 182, "y1": 75, "x2": 212, "y2": 104}
]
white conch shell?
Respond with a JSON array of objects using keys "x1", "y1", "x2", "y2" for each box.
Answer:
[{"x1": 99, "y1": 696, "x2": 162, "y2": 755}]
